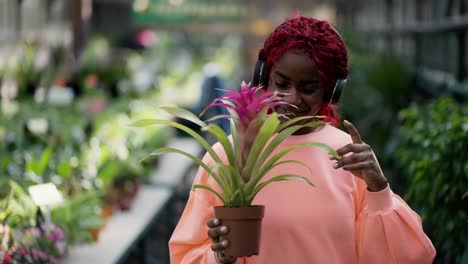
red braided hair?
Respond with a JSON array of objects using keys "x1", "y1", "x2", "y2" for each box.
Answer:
[{"x1": 263, "y1": 16, "x2": 349, "y2": 126}]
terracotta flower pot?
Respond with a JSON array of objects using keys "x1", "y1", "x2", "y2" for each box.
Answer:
[
  {"x1": 214, "y1": 205, "x2": 265, "y2": 257},
  {"x1": 101, "y1": 202, "x2": 114, "y2": 220},
  {"x1": 88, "y1": 227, "x2": 100, "y2": 242},
  {"x1": 115, "y1": 178, "x2": 141, "y2": 211}
]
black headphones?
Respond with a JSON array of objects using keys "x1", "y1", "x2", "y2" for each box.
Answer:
[{"x1": 252, "y1": 26, "x2": 348, "y2": 105}]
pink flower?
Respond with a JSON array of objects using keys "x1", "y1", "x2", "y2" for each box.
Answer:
[
  {"x1": 2, "y1": 252, "x2": 11, "y2": 262},
  {"x1": 202, "y1": 82, "x2": 288, "y2": 166},
  {"x1": 53, "y1": 228, "x2": 64, "y2": 242},
  {"x1": 25, "y1": 227, "x2": 41, "y2": 238},
  {"x1": 55, "y1": 241, "x2": 67, "y2": 256}
]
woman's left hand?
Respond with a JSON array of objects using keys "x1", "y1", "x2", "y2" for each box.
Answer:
[{"x1": 330, "y1": 120, "x2": 389, "y2": 192}]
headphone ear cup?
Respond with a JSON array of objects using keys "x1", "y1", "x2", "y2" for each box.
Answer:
[
  {"x1": 252, "y1": 59, "x2": 266, "y2": 87},
  {"x1": 328, "y1": 79, "x2": 346, "y2": 104},
  {"x1": 252, "y1": 60, "x2": 265, "y2": 86},
  {"x1": 262, "y1": 70, "x2": 269, "y2": 88}
]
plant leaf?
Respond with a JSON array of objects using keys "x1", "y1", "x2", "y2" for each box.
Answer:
[
  {"x1": 38, "y1": 147, "x2": 52, "y2": 176},
  {"x1": 57, "y1": 160, "x2": 73, "y2": 179},
  {"x1": 246, "y1": 142, "x2": 337, "y2": 194},
  {"x1": 202, "y1": 124, "x2": 243, "y2": 188},
  {"x1": 204, "y1": 114, "x2": 231, "y2": 123},
  {"x1": 242, "y1": 113, "x2": 280, "y2": 181},
  {"x1": 252, "y1": 120, "x2": 331, "y2": 179},
  {"x1": 278, "y1": 116, "x2": 326, "y2": 131},
  {"x1": 230, "y1": 188, "x2": 246, "y2": 207},
  {"x1": 230, "y1": 118, "x2": 242, "y2": 169},
  {"x1": 148, "y1": 147, "x2": 229, "y2": 197},
  {"x1": 271, "y1": 159, "x2": 314, "y2": 174},
  {"x1": 193, "y1": 185, "x2": 226, "y2": 205},
  {"x1": 129, "y1": 119, "x2": 224, "y2": 166},
  {"x1": 247, "y1": 174, "x2": 314, "y2": 204},
  {"x1": 160, "y1": 106, "x2": 207, "y2": 127},
  {"x1": 129, "y1": 119, "x2": 161, "y2": 127}
]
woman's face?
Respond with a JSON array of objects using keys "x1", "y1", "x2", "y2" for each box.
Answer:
[{"x1": 267, "y1": 50, "x2": 325, "y2": 122}]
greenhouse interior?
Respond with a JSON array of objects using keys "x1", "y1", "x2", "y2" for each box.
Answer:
[{"x1": 0, "y1": 0, "x2": 467, "y2": 263}]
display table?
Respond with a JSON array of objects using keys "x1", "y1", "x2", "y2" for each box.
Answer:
[
  {"x1": 65, "y1": 137, "x2": 201, "y2": 264},
  {"x1": 65, "y1": 187, "x2": 172, "y2": 264},
  {"x1": 149, "y1": 137, "x2": 202, "y2": 188}
]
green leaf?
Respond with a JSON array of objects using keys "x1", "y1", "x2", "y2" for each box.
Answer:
[
  {"x1": 204, "y1": 114, "x2": 231, "y2": 123},
  {"x1": 247, "y1": 174, "x2": 314, "y2": 204},
  {"x1": 97, "y1": 160, "x2": 121, "y2": 189},
  {"x1": 129, "y1": 119, "x2": 224, "y2": 167},
  {"x1": 26, "y1": 159, "x2": 37, "y2": 175},
  {"x1": 271, "y1": 159, "x2": 314, "y2": 174},
  {"x1": 0, "y1": 207, "x2": 12, "y2": 223},
  {"x1": 230, "y1": 188, "x2": 246, "y2": 207},
  {"x1": 462, "y1": 190, "x2": 468, "y2": 200},
  {"x1": 129, "y1": 119, "x2": 161, "y2": 127},
  {"x1": 230, "y1": 118, "x2": 242, "y2": 170},
  {"x1": 243, "y1": 113, "x2": 280, "y2": 181},
  {"x1": 278, "y1": 116, "x2": 325, "y2": 131},
  {"x1": 160, "y1": 106, "x2": 207, "y2": 128},
  {"x1": 202, "y1": 124, "x2": 243, "y2": 188},
  {"x1": 251, "y1": 120, "x2": 329, "y2": 181},
  {"x1": 9, "y1": 180, "x2": 28, "y2": 196},
  {"x1": 246, "y1": 142, "x2": 336, "y2": 194},
  {"x1": 38, "y1": 147, "x2": 52, "y2": 176},
  {"x1": 57, "y1": 160, "x2": 73, "y2": 178},
  {"x1": 148, "y1": 147, "x2": 229, "y2": 198},
  {"x1": 193, "y1": 184, "x2": 226, "y2": 205}
]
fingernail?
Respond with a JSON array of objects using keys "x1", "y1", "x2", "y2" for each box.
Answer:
[
  {"x1": 333, "y1": 162, "x2": 339, "y2": 169},
  {"x1": 220, "y1": 226, "x2": 228, "y2": 233},
  {"x1": 221, "y1": 240, "x2": 229, "y2": 247},
  {"x1": 328, "y1": 154, "x2": 334, "y2": 160},
  {"x1": 213, "y1": 219, "x2": 219, "y2": 225}
]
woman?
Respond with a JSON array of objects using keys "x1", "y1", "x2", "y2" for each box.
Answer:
[{"x1": 169, "y1": 16, "x2": 436, "y2": 264}]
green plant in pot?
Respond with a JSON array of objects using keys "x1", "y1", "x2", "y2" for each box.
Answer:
[{"x1": 131, "y1": 83, "x2": 339, "y2": 257}]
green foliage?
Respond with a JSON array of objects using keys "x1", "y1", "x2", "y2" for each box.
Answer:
[
  {"x1": 132, "y1": 106, "x2": 339, "y2": 207},
  {"x1": 365, "y1": 56, "x2": 410, "y2": 112},
  {"x1": 0, "y1": 181, "x2": 37, "y2": 230},
  {"x1": 396, "y1": 97, "x2": 468, "y2": 263},
  {"x1": 51, "y1": 191, "x2": 104, "y2": 244}
]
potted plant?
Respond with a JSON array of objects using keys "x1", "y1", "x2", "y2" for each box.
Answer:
[{"x1": 131, "y1": 82, "x2": 339, "y2": 257}]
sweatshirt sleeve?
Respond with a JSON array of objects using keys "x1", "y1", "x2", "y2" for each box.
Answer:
[
  {"x1": 168, "y1": 153, "x2": 222, "y2": 264},
  {"x1": 354, "y1": 179, "x2": 436, "y2": 263}
]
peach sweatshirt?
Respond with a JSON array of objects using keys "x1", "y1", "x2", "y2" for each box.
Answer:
[{"x1": 169, "y1": 124, "x2": 436, "y2": 263}]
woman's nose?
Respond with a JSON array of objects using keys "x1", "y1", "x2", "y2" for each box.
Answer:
[{"x1": 284, "y1": 88, "x2": 301, "y2": 105}]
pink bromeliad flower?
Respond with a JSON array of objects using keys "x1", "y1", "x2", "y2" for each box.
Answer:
[{"x1": 202, "y1": 82, "x2": 288, "y2": 168}]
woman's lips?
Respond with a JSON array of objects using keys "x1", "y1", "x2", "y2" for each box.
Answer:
[{"x1": 275, "y1": 106, "x2": 309, "y2": 116}]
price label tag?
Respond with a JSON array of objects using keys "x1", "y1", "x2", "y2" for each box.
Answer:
[{"x1": 28, "y1": 183, "x2": 63, "y2": 207}]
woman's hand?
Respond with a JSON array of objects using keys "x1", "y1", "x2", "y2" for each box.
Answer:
[
  {"x1": 207, "y1": 218, "x2": 237, "y2": 264},
  {"x1": 330, "y1": 120, "x2": 388, "y2": 192}
]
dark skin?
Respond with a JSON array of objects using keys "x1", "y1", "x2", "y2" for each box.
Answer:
[{"x1": 207, "y1": 51, "x2": 388, "y2": 263}]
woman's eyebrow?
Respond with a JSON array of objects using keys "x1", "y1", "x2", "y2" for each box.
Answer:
[
  {"x1": 274, "y1": 70, "x2": 320, "y2": 84},
  {"x1": 300, "y1": 79, "x2": 321, "y2": 85},
  {"x1": 273, "y1": 70, "x2": 291, "y2": 80}
]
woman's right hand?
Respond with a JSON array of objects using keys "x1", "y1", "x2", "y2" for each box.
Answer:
[{"x1": 207, "y1": 218, "x2": 237, "y2": 264}]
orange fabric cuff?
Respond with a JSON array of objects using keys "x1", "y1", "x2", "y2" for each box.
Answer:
[{"x1": 365, "y1": 185, "x2": 393, "y2": 213}]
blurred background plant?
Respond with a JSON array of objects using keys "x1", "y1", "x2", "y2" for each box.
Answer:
[
  {"x1": 339, "y1": 26, "x2": 468, "y2": 263},
  {"x1": 395, "y1": 97, "x2": 468, "y2": 263},
  {"x1": 1, "y1": 20, "x2": 241, "y2": 260}
]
